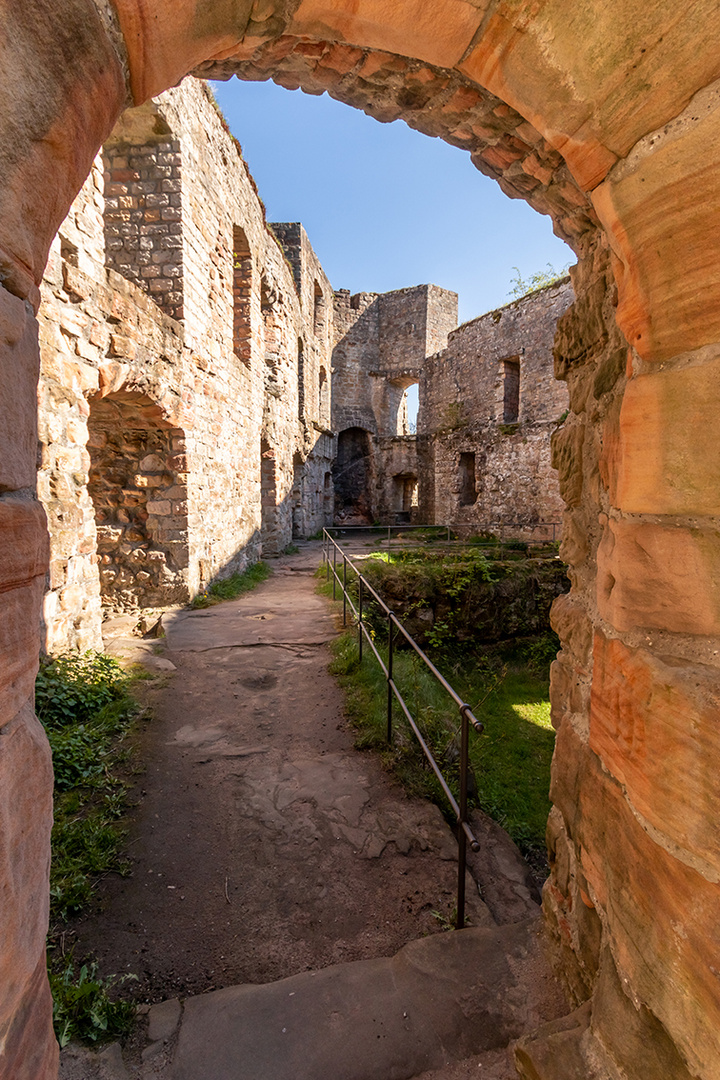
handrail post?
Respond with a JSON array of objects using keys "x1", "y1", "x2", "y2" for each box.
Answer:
[
  {"x1": 387, "y1": 525, "x2": 391, "y2": 550},
  {"x1": 342, "y1": 555, "x2": 347, "y2": 627},
  {"x1": 456, "y1": 703, "x2": 471, "y2": 930},
  {"x1": 332, "y1": 542, "x2": 337, "y2": 599},
  {"x1": 387, "y1": 612, "x2": 394, "y2": 743},
  {"x1": 358, "y1": 576, "x2": 363, "y2": 661}
]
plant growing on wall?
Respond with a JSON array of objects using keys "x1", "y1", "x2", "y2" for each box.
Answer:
[{"x1": 507, "y1": 263, "x2": 570, "y2": 299}]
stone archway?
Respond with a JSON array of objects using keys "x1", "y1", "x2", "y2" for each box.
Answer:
[
  {"x1": 88, "y1": 391, "x2": 190, "y2": 613},
  {"x1": 2, "y1": 5, "x2": 720, "y2": 1079}
]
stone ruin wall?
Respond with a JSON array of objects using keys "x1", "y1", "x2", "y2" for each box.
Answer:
[
  {"x1": 331, "y1": 285, "x2": 459, "y2": 522},
  {"x1": 419, "y1": 280, "x2": 573, "y2": 538},
  {"x1": 38, "y1": 79, "x2": 335, "y2": 653},
  {"x1": 330, "y1": 279, "x2": 571, "y2": 531}
]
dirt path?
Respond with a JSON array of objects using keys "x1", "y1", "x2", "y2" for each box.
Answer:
[{"x1": 67, "y1": 543, "x2": 490, "y2": 1003}]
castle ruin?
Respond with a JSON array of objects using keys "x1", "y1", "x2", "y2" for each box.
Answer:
[
  {"x1": 38, "y1": 78, "x2": 569, "y2": 654},
  {"x1": 2, "y1": 3, "x2": 720, "y2": 1077}
]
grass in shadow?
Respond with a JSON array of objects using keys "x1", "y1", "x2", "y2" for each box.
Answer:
[{"x1": 190, "y1": 560, "x2": 270, "y2": 608}]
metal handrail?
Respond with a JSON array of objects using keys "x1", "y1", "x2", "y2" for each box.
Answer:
[
  {"x1": 322, "y1": 528, "x2": 485, "y2": 929},
  {"x1": 326, "y1": 520, "x2": 561, "y2": 546}
]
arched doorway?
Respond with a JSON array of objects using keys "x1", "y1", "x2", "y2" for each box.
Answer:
[
  {"x1": 87, "y1": 391, "x2": 190, "y2": 613},
  {"x1": 333, "y1": 427, "x2": 375, "y2": 524}
]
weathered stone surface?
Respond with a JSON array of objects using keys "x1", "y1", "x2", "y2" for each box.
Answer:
[
  {"x1": 459, "y1": 0, "x2": 720, "y2": 191},
  {"x1": 614, "y1": 358, "x2": 720, "y2": 515},
  {"x1": 551, "y1": 719, "x2": 720, "y2": 1078},
  {"x1": 593, "y1": 94, "x2": 720, "y2": 363},
  {"x1": 590, "y1": 948, "x2": 698, "y2": 1080},
  {"x1": 597, "y1": 517, "x2": 720, "y2": 635},
  {"x1": 590, "y1": 632, "x2": 720, "y2": 879},
  {"x1": 0, "y1": 704, "x2": 56, "y2": 1080},
  {"x1": 550, "y1": 422, "x2": 584, "y2": 509},
  {"x1": 542, "y1": 807, "x2": 602, "y2": 1004},
  {"x1": 0, "y1": 288, "x2": 40, "y2": 493},
  {"x1": 292, "y1": 0, "x2": 484, "y2": 69},
  {"x1": 549, "y1": 594, "x2": 592, "y2": 667},
  {"x1": 0, "y1": 0, "x2": 126, "y2": 295},
  {"x1": 0, "y1": 498, "x2": 48, "y2": 726}
]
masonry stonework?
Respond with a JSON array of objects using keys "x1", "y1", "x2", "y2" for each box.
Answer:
[
  {"x1": 4, "y1": 5, "x2": 720, "y2": 1078},
  {"x1": 38, "y1": 79, "x2": 335, "y2": 653},
  {"x1": 420, "y1": 280, "x2": 573, "y2": 536}
]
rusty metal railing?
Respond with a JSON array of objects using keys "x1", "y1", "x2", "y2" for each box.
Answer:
[
  {"x1": 322, "y1": 528, "x2": 484, "y2": 929},
  {"x1": 326, "y1": 520, "x2": 562, "y2": 550}
]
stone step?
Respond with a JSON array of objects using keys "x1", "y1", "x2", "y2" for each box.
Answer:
[{"x1": 156, "y1": 918, "x2": 567, "y2": 1080}]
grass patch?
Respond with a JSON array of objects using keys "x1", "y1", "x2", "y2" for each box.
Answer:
[
  {"x1": 319, "y1": 565, "x2": 555, "y2": 864},
  {"x1": 37, "y1": 651, "x2": 146, "y2": 1045},
  {"x1": 190, "y1": 560, "x2": 270, "y2": 608}
]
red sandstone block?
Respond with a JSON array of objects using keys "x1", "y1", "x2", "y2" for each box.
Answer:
[
  {"x1": 597, "y1": 517, "x2": 720, "y2": 635},
  {"x1": 590, "y1": 632, "x2": 720, "y2": 876},
  {"x1": 552, "y1": 718, "x2": 720, "y2": 1077}
]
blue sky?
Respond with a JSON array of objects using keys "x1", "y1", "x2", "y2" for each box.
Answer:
[{"x1": 211, "y1": 78, "x2": 572, "y2": 326}]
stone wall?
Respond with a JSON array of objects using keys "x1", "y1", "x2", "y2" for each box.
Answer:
[
  {"x1": 331, "y1": 284, "x2": 458, "y2": 521},
  {"x1": 103, "y1": 112, "x2": 184, "y2": 320},
  {"x1": 419, "y1": 280, "x2": 573, "y2": 536},
  {"x1": 38, "y1": 79, "x2": 335, "y2": 652}
]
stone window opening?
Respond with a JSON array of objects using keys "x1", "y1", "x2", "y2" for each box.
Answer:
[
  {"x1": 502, "y1": 356, "x2": 520, "y2": 423},
  {"x1": 87, "y1": 391, "x2": 189, "y2": 614},
  {"x1": 393, "y1": 472, "x2": 418, "y2": 522},
  {"x1": 318, "y1": 365, "x2": 329, "y2": 426},
  {"x1": 291, "y1": 453, "x2": 304, "y2": 539},
  {"x1": 233, "y1": 224, "x2": 252, "y2": 365},
  {"x1": 333, "y1": 427, "x2": 374, "y2": 524},
  {"x1": 389, "y1": 376, "x2": 419, "y2": 435},
  {"x1": 458, "y1": 452, "x2": 478, "y2": 506},
  {"x1": 313, "y1": 280, "x2": 325, "y2": 338},
  {"x1": 323, "y1": 471, "x2": 334, "y2": 525}
]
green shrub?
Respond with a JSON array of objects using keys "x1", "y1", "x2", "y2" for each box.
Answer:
[
  {"x1": 39, "y1": 651, "x2": 142, "y2": 1041},
  {"x1": 36, "y1": 651, "x2": 126, "y2": 729}
]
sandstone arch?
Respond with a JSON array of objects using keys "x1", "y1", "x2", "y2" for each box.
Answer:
[{"x1": 2, "y1": 3, "x2": 720, "y2": 1078}]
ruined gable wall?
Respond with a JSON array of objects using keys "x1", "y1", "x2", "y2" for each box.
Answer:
[
  {"x1": 419, "y1": 280, "x2": 573, "y2": 534},
  {"x1": 38, "y1": 79, "x2": 334, "y2": 649}
]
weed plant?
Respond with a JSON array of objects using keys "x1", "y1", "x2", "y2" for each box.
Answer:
[
  {"x1": 48, "y1": 960, "x2": 137, "y2": 1048},
  {"x1": 37, "y1": 651, "x2": 143, "y2": 1045},
  {"x1": 190, "y1": 560, "x2": 270, "y2": 608}
]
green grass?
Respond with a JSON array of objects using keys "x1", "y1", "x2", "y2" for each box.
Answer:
[
  {"x1": 327, "y1": 631, "x2": 554, "y2": 856},
  {"x1": 319, "y1": 565, "x2": 555, "y2": 862},
  {"x1": 37, "y1": 651, "x2": 146, "y2": 1044},
  {"x1": 190, "y1": 560, "x2": 270, "y2": 608}
]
